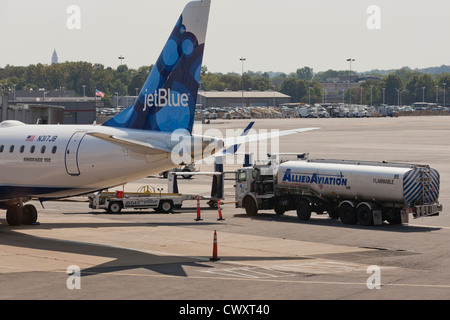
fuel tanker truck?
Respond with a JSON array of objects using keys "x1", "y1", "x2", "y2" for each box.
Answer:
[{"x1": 235, "y1": 154, "x2": 442, "y2": 225}]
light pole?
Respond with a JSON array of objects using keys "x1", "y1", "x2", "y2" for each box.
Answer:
[
  {"x1": 370, "y1": 85, "x2": 373, "y2": 106},
  {"x1": 360, "y1": 87, "x2": 363, "y2": 105},
  {"x1": 422, "y1": 86, "x2": 425, "y2": 102},
  {"x1": 240, "y1": 57, "x2": 246, "y2": 108},
  {"x1": 308, "y1": 87, "x2": 312, "y2": 105},
  {"x1": 436, "y1": 85, "x2": 439, "y2": 104},
  {"x1": 443, "y1": 83, "x2": 447, "y2": 107},
  {"x1": 346, "y1": 58, "x2": 355, "y2": 104},
  {"x1": 382, "y1": 88, "x2": 385, "y2": 105},
  {"x1": 118, "y1": 55, "x2": 125, "y2": 65},
  {"x1": 82, "y1": 84, "x2": 86, "y2": 97}
]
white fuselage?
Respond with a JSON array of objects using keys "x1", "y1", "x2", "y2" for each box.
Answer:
[{"x1": 0, "y1": 122, "x2": 182, "y2": 200}]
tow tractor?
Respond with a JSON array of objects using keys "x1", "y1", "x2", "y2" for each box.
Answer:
[{"x1": 89, "y1": 169, "x2": 225, "y2": 214}]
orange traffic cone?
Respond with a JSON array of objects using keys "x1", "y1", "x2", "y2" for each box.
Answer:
[
  {"x1": 210, "y1": 230, "x2": 220, "y2": 261},
  {"x1": 195, "y1": 196, "x2": 203, "y2": 221},
  {"x1": 217, "y1": 200, "x2": 225, "y2": 221}
]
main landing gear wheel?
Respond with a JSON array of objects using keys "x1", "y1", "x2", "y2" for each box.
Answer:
[
  {"x1": 23, "y1": 204, "x2": 38, "y2": 225},
  {"x1": 6, "y1": 204, "x2": 38, "y2": 226},
  {"x1": 6, "y1": 205, "x2": 23, "y2": 226}
]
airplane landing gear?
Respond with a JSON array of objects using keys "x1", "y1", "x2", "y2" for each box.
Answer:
[
  {"x1": 23, "y1": 204, "x2": 38, "y2": 225},
  {"x1": 5, "y1": 204, "x2": 38, "y2": 226}
]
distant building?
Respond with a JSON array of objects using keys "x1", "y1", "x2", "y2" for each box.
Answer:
[
  {"x1": 198, "y1": 90, "x2": 291, "y2": 109},
  {"x1": 320, "y1": 75, "x2": 381, "y2": 104},
  {"x1": 11, "y1": 89, "x2": 102, "y2": 124},
  {"x1": 1, "y1": 87, "x2": 64, "y2": 124},
  {"x1": 51, "y1": 49, "x2": 58, "y2": 64}
]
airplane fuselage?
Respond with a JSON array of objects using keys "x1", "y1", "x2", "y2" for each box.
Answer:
[{"x1": 0, "y1": 121, "x2": 178, "y2": 200}]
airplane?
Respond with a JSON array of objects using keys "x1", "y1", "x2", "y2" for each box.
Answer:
[{"x1": 0, "y1": 0, "x2": 317, "y2": 226}]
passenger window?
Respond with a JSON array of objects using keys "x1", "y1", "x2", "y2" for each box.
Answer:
[
  {"x1": 20, "y1": 145, "x2": 25, "y2": 153},
  {"x1": 52, "y1": 146, "x2": 57, "y2": 154},
  {"x1": 30, "y1": 145, "x2": 35, "y2": 153},
  {"x1": 0, "y1": 145, "x2": 3, "y2": 152},
  {"x1": 9, "y1": 145, "x2": 14, "y2": 153},
  {"x1": 41, "y1": 146, "x2": 46, "y2": 154}
]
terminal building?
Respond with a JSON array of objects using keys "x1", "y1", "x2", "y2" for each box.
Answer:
[
  {"x1": 197, "y1": 90, "x2": 291, "y2": 108},
  {"x1": 112, "y1": 91, "x2": 291, "y2": 110},
  {"x1": 8, "y1": 89, "x2": 101, "y2": 124},
  {"x1": 0, "y1": 87, "x2": 64, "y2": 124}
]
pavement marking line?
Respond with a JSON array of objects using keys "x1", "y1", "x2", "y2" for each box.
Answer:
[
  {"x1": 200, "y1": 266, "x2": 294, "y2": 279},
  {"x1": 42, "y1": 268, "x2": 450, "y2": 290},
  {"x1": 1, "y1": 265, "x2": 446, "y2": 290},
  {"x1": 408, "y1": 224, "x2": 450, "y2": 230}
]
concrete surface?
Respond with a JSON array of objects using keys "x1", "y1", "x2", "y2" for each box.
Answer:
[{"x1": 1, "y1": 116, "x2": 450, "y2": 302}]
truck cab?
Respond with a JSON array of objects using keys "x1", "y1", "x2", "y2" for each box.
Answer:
[
  {"x1": 235, "y1": 167, "x2": 256, "y2": 203},
  {"x1": 236, "y1": 162, "x2": 277, "y2": 216}
]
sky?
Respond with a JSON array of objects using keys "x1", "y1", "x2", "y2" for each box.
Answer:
[{"x1": 1, "y1": 0, "x2": 450, "y2": 74}]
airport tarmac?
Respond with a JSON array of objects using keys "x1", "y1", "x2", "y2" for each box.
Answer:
[{"x1": 1, "y1": 116, "x2": 450, "y2": 302}]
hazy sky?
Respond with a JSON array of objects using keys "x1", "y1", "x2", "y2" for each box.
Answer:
[{"x1": 1, "y1": 0, "x2": 449, "y2": 74}]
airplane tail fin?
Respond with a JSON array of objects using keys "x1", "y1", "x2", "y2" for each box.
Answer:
[{"x1": 103, "y1": 0, "x2": 211, "y2": 133}]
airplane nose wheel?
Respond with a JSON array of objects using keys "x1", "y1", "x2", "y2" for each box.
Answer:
[{"x1": 6, "y1": 204, "x2": 38, "y2": 226}]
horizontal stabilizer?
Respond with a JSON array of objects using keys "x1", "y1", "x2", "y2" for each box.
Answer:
[
  {"x1": 222, "y1": 121, "x2": 254, "y2": 155},
  {"x1": 223, "y1": 127, "x2": 320, "y2": 148}
]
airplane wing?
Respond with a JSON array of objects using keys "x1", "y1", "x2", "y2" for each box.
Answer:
[
  {"x1": 87, "y1": 125, "x2": 319, "y2": 158},
  {"x1": 86, "y1": 132, "x2": 172, "y2": 155}
]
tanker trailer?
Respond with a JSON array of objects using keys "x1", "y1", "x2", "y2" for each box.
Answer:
[{"x1": 235, "y1": 157, "x2": 442, "y2": 225}]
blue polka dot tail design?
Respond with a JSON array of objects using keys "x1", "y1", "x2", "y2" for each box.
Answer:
[{"x1": 103, "y1": 0, "x2": 211, "y2": 134}]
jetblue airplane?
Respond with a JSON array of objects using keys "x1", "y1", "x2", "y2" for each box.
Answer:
[{"x1": 0, "y1": 0, "x2": 316, "y2": 226}]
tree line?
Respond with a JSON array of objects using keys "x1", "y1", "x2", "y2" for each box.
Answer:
[{"x1": 2, "y1": 63, "x2": 450, "y2": 106}]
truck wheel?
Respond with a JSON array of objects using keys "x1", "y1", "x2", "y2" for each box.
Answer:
[
  {"x1": 182, "y1": 169, "x2": 193, "y2": 179},
  {"x1": 339, "y1": 203, "x2": 357, "y2": 224},
  {"x1": 243, "y1": 196, "x2": 258, "y2": 216},
  {"x1": 357, "y1": 204, "x2": 374, "y2": 226},
  {"x1": 159, "y1": 200, "x2": 173, "y2": 213},
  {"x1": 273, "y1": 199, "x2": 285, "y2": 215},
  {"x1": 386, "y1": 209, "x2": 402, "y2": 225},
  {"x1": 108, "y1": 202, "x2": 123, "y2": 214},
  {"x1": 208, "y1": 200, "x2": 218, "y2": 208},
  {"x1": 327, "y1": 203, "x2": 340, "y2": 219},
  {"x1": 296, "y1": 199, "x2": 311, "y2": 221}
]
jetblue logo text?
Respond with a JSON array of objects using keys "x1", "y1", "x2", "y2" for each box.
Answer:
[
  {"x1": 282, "y1": 169, "x2": 348, "y2": 186},
  {"x1": 143, "y1": 89, "x2": 189, "y2": 111}
]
